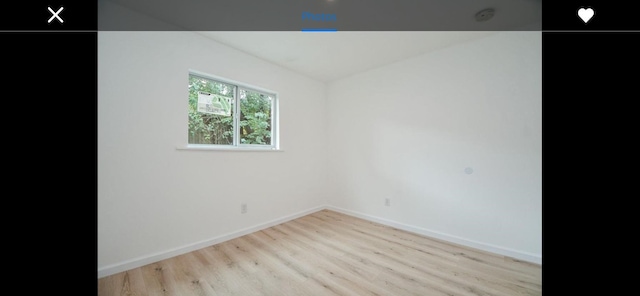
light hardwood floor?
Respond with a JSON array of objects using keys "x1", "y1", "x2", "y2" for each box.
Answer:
[{"x1": 98, "y1": 209, "x2": 541, "y2": 295}]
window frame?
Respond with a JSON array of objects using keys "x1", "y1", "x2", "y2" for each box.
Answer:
[{"x1": 186, "y1": 70, "x2": 279, "y2": 151}]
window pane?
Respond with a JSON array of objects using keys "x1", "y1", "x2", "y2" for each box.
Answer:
[
  {"x1": 239, "y1": 89, "x2": 272, "y2": 145},
  {"x1": 188, "y1": 74, "x2": 235, "y2": 145}
]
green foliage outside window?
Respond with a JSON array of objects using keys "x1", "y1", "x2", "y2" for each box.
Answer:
[
  {"x1": 240, "y1": 89, "x2": 272, "y2": 145},
  {"x1": 188, "y1": 74, "x2": 272, "y2": 145}
]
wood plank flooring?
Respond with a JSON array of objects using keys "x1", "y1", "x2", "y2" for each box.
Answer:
[{"x1": 98, "y1": 209, "x2": 541, "y2": 295}]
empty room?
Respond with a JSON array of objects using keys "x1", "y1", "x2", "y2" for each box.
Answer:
[{"x1": 97, "y1": 3, "x2": 541, "y2": 295}]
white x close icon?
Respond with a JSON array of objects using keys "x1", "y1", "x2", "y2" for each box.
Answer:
[{"x1": 48, "y1": 6, "x2": 64, "y2": 24}]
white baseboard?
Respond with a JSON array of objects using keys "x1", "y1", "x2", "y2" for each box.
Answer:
[
  {"x1": 326, "y1": 205, "x2": 541, "y2": 265},
  {"x1": 97, "y1": 205, "x2": 325, "y2": 278},
  {"x1": 99, "y1": 204, "x2": 541, "y2": 278}
]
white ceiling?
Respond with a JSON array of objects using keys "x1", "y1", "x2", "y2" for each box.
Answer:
[
  {"x1": 106, "y1": 0, "x2": 542, "y2": 32},
  {"x1": 103, "y1": 0, "x2": 541, "y2": 82},
  {"x1": 198, "y1": 31, "x2": 500, "y2": 82}
]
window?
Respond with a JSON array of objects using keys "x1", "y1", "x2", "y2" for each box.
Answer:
[{"x1": 188, "y1": 71, "x2": 278, "y2": 150}]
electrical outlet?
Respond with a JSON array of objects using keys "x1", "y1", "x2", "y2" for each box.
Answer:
[
  {"x1": 385, "y1": 198, "x2": 390, "y2": 206},
  {"x1": 241, "y1": 203, "x2": 247, "y2": 214}
]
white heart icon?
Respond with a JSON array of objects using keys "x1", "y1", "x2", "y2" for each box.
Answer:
[{"x1": 578, "y1": 7, "x2": 595, "y2": 23}]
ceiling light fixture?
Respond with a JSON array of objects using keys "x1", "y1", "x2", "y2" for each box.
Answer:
[{"x1": 475, "y1": 8, "x2": 495, "y2": 22}]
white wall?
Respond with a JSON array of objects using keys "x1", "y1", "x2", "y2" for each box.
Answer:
[
  {"x1": 99, "y1": 31, "x2": 541, "y2": 277},
  {"x1": 326, "y1": 32, "x2": 541, "y2": 261},
  {"x1": 98, "y1": 32, "x2": 327, "y2": 273}
]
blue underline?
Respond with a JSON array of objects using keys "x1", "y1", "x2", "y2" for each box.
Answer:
[{"x1": 302, "y1": 28, "x2": 337, "y2": 32}]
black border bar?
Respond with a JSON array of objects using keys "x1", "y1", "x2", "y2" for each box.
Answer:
[{"x1": 3, "y1": 1, "x2": 640, "y2": 31}]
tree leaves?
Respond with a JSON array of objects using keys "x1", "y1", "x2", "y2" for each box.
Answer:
[
  {"x1": 240, "y1": 91, "x2": 271, "y2": 145},
  {"x1": 188, "y1": 74, "x2": 273, "y2": 145}
]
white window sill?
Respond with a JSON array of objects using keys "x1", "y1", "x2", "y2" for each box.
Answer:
[{"x1": 176, "y1": 145, "x2": 282, "y2": 152}]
